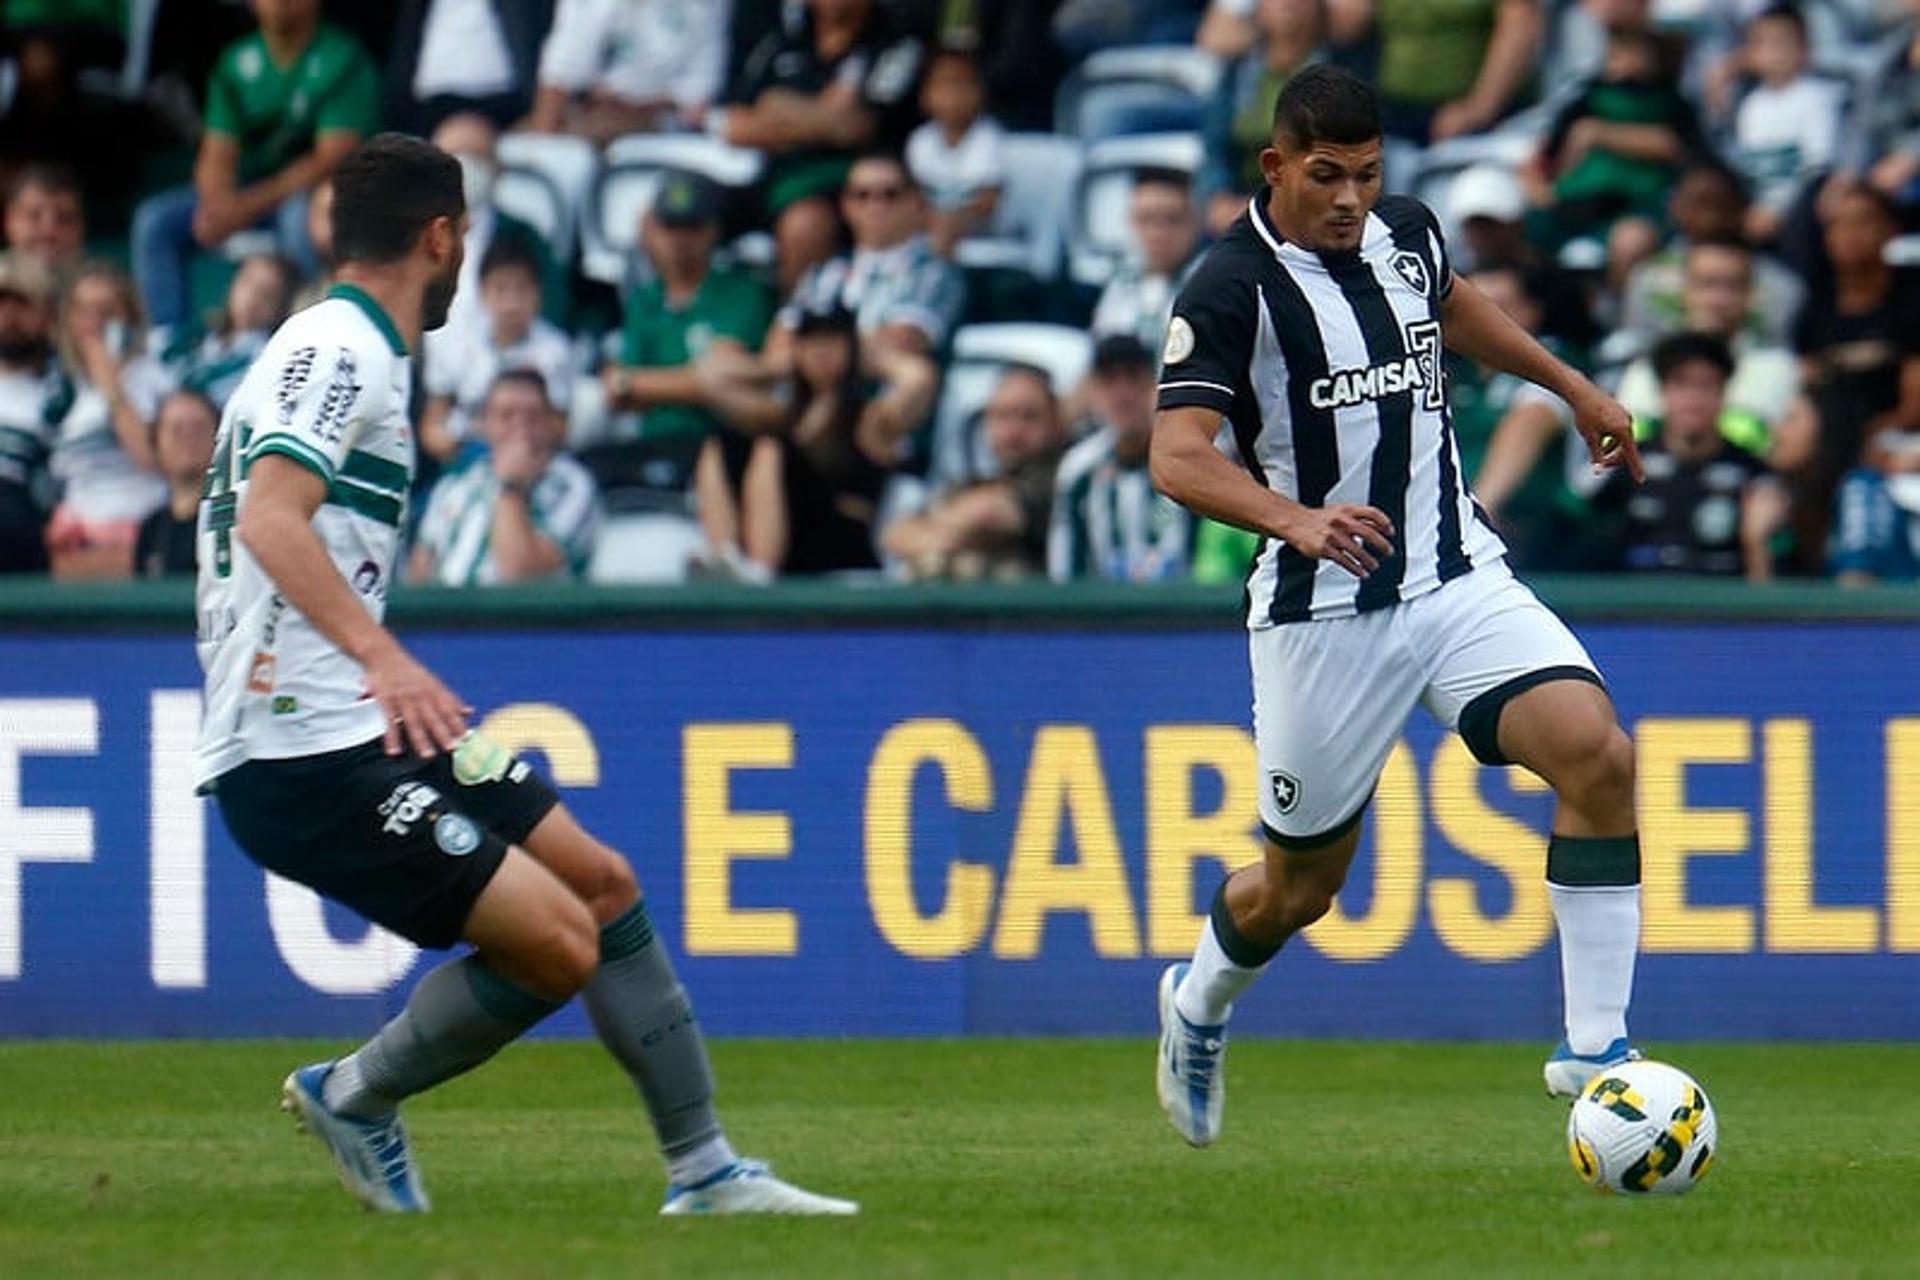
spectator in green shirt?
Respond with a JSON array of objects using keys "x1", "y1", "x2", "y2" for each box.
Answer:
[
  {"x1": 596, "y1": 172, "x2": 775, "y2": 493},
  {"x1": 132, "y1": 0, "x2": 381, "y2": 328},
  {"x1": 1328, "y1": 0, "x2": 1541, "y2": 146}
]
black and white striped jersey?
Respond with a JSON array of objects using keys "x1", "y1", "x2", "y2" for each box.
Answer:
[{"x1": 1156, "y1": 192, "x2": 1506, "y2": 628}]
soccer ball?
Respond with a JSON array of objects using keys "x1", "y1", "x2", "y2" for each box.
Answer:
[{"x1": 1566, "y1": 1060, "x2": 1717, "y2": 1196}]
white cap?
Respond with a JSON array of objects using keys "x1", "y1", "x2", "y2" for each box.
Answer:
[{"x1": 1448, "y1": 164, "x2": 1526, "y2": 226}]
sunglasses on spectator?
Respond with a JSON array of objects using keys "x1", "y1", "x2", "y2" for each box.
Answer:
[{"x1": 847, "y1": 185, "x2": 908, "y2": 203}]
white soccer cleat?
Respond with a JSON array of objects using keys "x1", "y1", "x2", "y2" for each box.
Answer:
[
  {"x1": 1156, "y1": 963, "x2": 1227, "y2": 1147},
  {"x1": 1543, "y1": 1037, "x2": 1642, "y2": 1099},
  {"x1": 280, "y1": 1062, "x2": 431, "y2": 1213},
  {"x1": 659, "y1": 1159, "x2": 859, "y2": 1216}
]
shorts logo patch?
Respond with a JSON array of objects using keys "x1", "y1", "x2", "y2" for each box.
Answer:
[
  {"x1": 451, "y1": 731, "x2": 513, "y2": 787},
  {"x1": 1270, "y1": 770, "x2": 1302, "y2": 815},
  {"x1": 379, "y1": 780, "x2": 441, "y2": 836},
  {"x1": 433, "y1": 812, "x2": 481, "y2": 858},
  {"x1": 1162, "y1": 316, "x2": 1196, "y2": 366}
]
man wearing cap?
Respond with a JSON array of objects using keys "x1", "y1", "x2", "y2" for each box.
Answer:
[
  {"x1": 1447, "y1": 163, "x2": 1596, "y2": 349},
  {"x1": 600, "y1": 171, "x2": 775, "y2": 491},
  {"x1": 1049, "y1": 334, "x2": 1196, "y2": 582},
  {"x1": 0, "y1": 254, "x2": 58, "y2": 572}
]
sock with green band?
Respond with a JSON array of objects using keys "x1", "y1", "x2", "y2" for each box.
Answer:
[
  {"x1": 584, "y1": 899, "x2": 734, "y2": 1186},
  {"x1": 1546, "y1": 833, "x2": 1641, "y2": 1056},
  {"x1": 323, "y1": 953, "x2": 563, "y2": 1119}
]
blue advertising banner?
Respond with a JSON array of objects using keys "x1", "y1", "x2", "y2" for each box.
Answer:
[{"x1": 0, "y1": 622, "x2": 1916, "y2": 1040}]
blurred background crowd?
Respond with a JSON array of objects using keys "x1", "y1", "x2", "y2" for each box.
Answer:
[{"x1": 1, "y1": 0, "x2": 1917, "y2": 589}]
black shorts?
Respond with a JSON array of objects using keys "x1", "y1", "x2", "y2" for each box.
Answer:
[{"x1": 214, "y1": 733, "x2": 562, "y2": 949}]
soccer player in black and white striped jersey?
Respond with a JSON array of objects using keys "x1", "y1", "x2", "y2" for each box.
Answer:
[{"x1": 1149, "y1": 66, "x2": 1650, "y2": 1146}]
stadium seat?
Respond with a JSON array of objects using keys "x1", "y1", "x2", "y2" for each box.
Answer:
[
  {"x1": 929, "y1": 323, "x2": 1094, "y2": 486},
  {"x1": 953, "y1": 133, "x2": 1084, "y2": 282},
  {"x1": 588, "y1": 510, "x2": 707, "y2": 583},
  {"x1": 581, "y1": 134, "x2": 766, "y2": 286},
  {"x1": 1055, "y1": 45, "x2": 1223, "y2": 141},
  {"x1": 496, "y1": 133, "x2": 600, "y2": 265},
  {"x1": 1070, "y1": 132, "x2": 1205, "y2": 286},
  {"x1": 75, "y1": 0, "x2": 160, "y2": 100}
]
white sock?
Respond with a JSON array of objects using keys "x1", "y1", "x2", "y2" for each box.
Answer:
[
  {"x1": 1549, "y1": 883, "x2": 1639, "y2": 1055},
  {"x1": 1175, "y1": 915, "x2": 1265, "y2": 1027},
  {"x1": 667, "y1": 1133, "x2": 738, "y2": 1188}
]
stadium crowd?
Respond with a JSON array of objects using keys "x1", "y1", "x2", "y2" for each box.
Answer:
[{"x1": 2, "y1": 0, "x2": 1917, "y2": 586}]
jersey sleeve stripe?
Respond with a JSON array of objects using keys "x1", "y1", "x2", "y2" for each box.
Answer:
[
  {"x1": 245, "y1": 435, "x2": 336, "y2": 483},
  {"x1": 340, "y1": 448, "x2": 409, "y2": 495},
  {"x1": 324, "y1": 481, "x2": 404, "y2": 527},
  {"x1": 1158, "y1": 384, "x2": 1235, "y2": 414}
]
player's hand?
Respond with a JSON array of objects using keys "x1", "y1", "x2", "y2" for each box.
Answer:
[
  {"x1": 362, "y1": 641, "x2": 472, "y2": 758},
  {"x1": 1279, "y1": 504, "x2": 1396, "y2": 578},
  {"x1": 1571, "y1": 387, "x2": 1644, "y2": 484}
]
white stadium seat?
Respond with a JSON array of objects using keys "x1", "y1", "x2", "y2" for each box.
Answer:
[
  {"x1": 929, "y1": 324, "x2": 1094, "y2": 487},
  {"x1": 1055, "y1": 45, "x2": 1223, "y2": 141},
  {"x1": 495, "y1": 133, "x2": 600, "y2": 263},
  {"x1": 582, "y1": 134, "x2": 766, "y2": 285},
  {"x1": 1070, "y1": 132, "x2": 1205, "y2": 286},
  {"x1": 952, "y1": 133, "x2": 1084, "y2": 281}
]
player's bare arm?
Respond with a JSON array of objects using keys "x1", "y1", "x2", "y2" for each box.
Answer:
[
  {"x1": 1440, "y1": 272, "x2": 1644, "y2": 483},
  {"x1": 1150, "y1": 404, "x2": 1394, "y2": 578},
  {"x1": 236, "y1": 453, "x2": 469, "y2": 758}
]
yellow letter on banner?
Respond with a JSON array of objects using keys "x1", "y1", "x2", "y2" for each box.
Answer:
[
  {"x1": 1427, "y1": 739, "x2": 1554, "y2": 962},
  {"x1": 1303, "y1": 742, "x2": 1422, "y2": 962},
  {"x1": 476, "y1": 703, "x2": 600, "y2": 785},
  {"x1": 682, "y1": 723, "x2": 797, "y2": 956},
  {"x1": 1889, "y1": 720, "x2": 1920, "y2": 952},
  {"x1": 992, "y1": 726, "x2": 1141, "y2": 959},
  {"x1": 865, "y1": 719, "x2": 997, "y2": 959},
  {"x1": 1764, "y1": 719, "x2": 1876, "y2": 952},
  {"x1": 1144, "y1": 725, "x2": 1263, "y2": 957},
  {"x1": 1637, "y1": 718, "x2": 1754, "y2": 953}
]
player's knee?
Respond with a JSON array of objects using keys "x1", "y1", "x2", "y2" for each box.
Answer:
[
  {"x1": 1556, "y1": 722, "x2": 1636, "y2": 810},
  {"x1": 526, "y1": 901, "x2": 600, "y2": 998},
  {"x1": 578, "y1": 849, "x2": 639, "y2": 924},
  {"x1": 1592, "y1": 726, "x2": 1637, "y2": 804},
  {"x1": 1247, "y1": 867, "x2": 1343, "y2": 935}
]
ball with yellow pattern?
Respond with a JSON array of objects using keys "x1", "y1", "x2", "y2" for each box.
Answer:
[{"x1": 1565, "y1": 1059, "x2": 1717, "y2": 1196}]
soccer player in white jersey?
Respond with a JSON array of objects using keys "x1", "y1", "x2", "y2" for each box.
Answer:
[
  {"x1": 196, "y1": 134, "x2": 854, "y2": 1216},
  {"x1": 1148, "y1": 67, "x2": 1649, "y2": 1146}
]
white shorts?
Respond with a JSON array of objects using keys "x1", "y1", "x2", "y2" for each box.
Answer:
[{"x1": 1250, "y1": 559, "x2": 1601, "y2": 846}]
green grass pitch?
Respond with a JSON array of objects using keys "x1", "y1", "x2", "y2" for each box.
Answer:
[{"x1": 1, "y1": 1040, "x2": 1914, "y2": 1277}]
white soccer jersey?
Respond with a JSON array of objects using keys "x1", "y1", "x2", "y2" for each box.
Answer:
[
  {"x1": 1157, "y1": 193, "x2": 1506, "y2": 628},
  {"x1": 194, "y1": 285, "x2": 415, "y2": 788}
]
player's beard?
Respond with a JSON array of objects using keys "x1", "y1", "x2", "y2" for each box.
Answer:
[{"x1": 421, "y1": 261, "x2": 460, "y2": 332}]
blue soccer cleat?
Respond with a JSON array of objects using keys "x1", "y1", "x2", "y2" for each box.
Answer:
[
  {"x1": 280, "y1": 1062, "x2": 431, "y2": 1213},
  {"x1": 660, "y1": 1158, "x2": 858, "y2": 1215},
  {"x1": 1156, "y1": 963, "x2": 1227, "y2": 1147},
  {"x1": 1544, "y1": 1037, "x2": 1643, "y2": 1099}
]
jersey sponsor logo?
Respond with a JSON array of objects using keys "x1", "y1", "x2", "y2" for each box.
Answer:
[
  {"x1": 379, "y1": 780, "x2": 442, "y2": 837},
  {"x1": 275, "y1": 347, "x2": 318, "y2": 425},
  {"x1": 246, "y1": 652, "x2": 276, "y2": 694},
  {"x1": 1308, "y1": 355, "x2": 1430, "y2": 410},
  {"x1": 311, "y1": 352, "x2": 361, "y2": 445},
  {"x1": 1389, "y1": 250, "x2": 1430, "y2": 296},
  {"x1": 433, "y1": 812, "x2": 482, "y2": 858},
  {"x1": 1270, "y1": 770, "x2": 1302, "y2": 815},
  {"x1": 270, "y1": 695, "x2": 298, "y2": 715},
  {"x1": 352, "y1": 560, "x2": 381, "y2": 596},
  {"x1": 1162, "y1": 316, "x2": 1195, "y2": 365}
]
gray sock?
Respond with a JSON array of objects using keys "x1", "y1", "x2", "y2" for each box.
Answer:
[
  {"x1": 584, "y1": 900, "x2": 729, "y2": 1177},
  {"x1": 323, "y1": 953, "x2": 562, "y2": 1118}
]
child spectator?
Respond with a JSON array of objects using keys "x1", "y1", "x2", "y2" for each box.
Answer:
[
  {"x1": 133, "y1": 390, "x2": 220, "y2": 578},
  {"x1": 1527, "y1": 24, "x2": 1704, "y2": 286},
  {"x1": 162, "y1": 254, "x2": 297, "y2": 409},
  {"x1": 1731, "y1": 5, "x2": 1845, "y2": 244},
  {"x1": 132, "y1": 0, "x2": 379, "y2": 329},
  {"x1": 699, "y1": 303, "x2": 895, "y2": 578},
  {"x1": 45, "y1": 263, "x2": 174, "y2": 579},
  {"x1": 906, "y1": 47, "x2": 1006, "y2": 258},
  {"x1": 412, "y1": 371, "x2": 600, "y2": 586},
  {"x1": 1591, "y1": 332, "x2": 1784, "y2": 579},
  {"x1": 0, "y1": 256, "x2": 58, "y2": 574},
  {"x1": 420, "y1": 236, "x2": 575, "y2": 464},
  {"x1": 1, "y1": 164, "x2": 86, "y2": 279},
  {"x1": 1049, "y1": 335, "x2": 1194, "y2": 582}
]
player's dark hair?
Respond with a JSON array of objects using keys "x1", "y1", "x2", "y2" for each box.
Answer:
[
  {"x1": 1271, "y1": 65, "x2": 1381, "y2": 150},
  {"x1": 1652, "y1": 332, "x2": 1736, "y2": 384},
  {"x1": 330, "y1": 133, "x2": 464, "y2": 267},
  {"x1": 1133, "y1": 166, "x2": 1193, "y2": 197},
  {"x1": 1751, "y1": 3, "x2": 1807, "y2": 40},
  {"x1": 479, "y1": 233, "x2": 541, "y2": 284},
  {"x1": 486, "y1": 367, "x2": 553, "y2": 409},
  {"x1": 7, "y1": 161, "x2": 82, "y2": 209}
]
